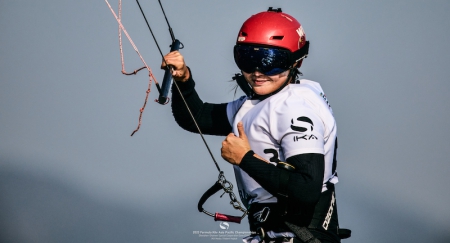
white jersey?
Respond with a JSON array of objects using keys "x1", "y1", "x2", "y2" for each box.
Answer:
[{"x1": 226, "y1": 79, "x2": 338, "y2": 207}]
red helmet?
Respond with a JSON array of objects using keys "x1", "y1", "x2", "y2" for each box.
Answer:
[{"x1": 235, "y1": 8, "x2": 309, "y2": 68}]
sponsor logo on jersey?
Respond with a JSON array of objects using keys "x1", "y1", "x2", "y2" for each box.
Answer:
[
  {"x1": 320, "y1": 92, "x2": 332, "y2": 109},
  {"x1": 293, "y1": 134, "x2": 318, "y2": 141},
  {"x1": 291, "y1": 116, "x2": 318, "y2": 141},
  {"x1": 291, "y1": 116, "x2": 313, "y2": 132}
]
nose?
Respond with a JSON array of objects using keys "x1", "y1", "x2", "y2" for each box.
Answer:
[{"x1": 252, "y1": 70, "x2": 264, "y2": 77}]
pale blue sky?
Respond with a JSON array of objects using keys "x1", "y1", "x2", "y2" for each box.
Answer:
[{"x1": 1, "y1": 1, "x2": 450, "y2": 242}]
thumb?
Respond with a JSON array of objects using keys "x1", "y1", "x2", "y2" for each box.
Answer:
[{"x1": 237, "y1": 122, "x2": 247, "y2": 139}]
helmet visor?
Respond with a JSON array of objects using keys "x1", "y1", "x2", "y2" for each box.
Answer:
[{"x1": 234, "y1": 45, "x2": 292, "y2": 76}]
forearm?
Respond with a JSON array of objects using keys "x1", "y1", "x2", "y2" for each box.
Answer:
[
  {"x1": 239, "y1": 151, "x2": 324, "y2": 205},
  {"x1": 171, "y1": 68, "x2": 232, "y2": 136}
]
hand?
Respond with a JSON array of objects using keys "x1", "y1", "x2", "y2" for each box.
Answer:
[
  {"x1": 221, "y1": 122, "x2": 251, "y2": 165},
  {"x1": 161, "y1": 51, "x2": 190, "y2": 82}
]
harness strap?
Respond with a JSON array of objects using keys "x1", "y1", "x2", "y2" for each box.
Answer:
[
  {"x1": 285, "y1": 221, "x2": 321, "y2": 243},
  {"x1": 308, "y1": 182, "x2": 335, "y2": 229}
]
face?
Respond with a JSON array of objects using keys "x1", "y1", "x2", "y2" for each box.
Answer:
[{"x1": 242, "y1": 70, "x2": 290, "y2": 95}]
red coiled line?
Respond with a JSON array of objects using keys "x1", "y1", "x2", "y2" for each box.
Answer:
[{"x1": 105, "y1": 0, "x2": 158, "y2": 136}]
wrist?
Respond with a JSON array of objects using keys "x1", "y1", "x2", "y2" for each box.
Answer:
[
  {"x1": 181, "y1": 66, "x2": 190, "y2": 82},
  {"x1": 239, "y1": 150, "x2": 255, "y2": 166},
  {"x1": 174, "y1": 66, "x2": 190, "y2": 82}
]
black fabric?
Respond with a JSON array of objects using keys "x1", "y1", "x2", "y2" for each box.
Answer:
[
  {"x1": 248, "y1": 185, "x2": 341, "y2": 243},
  {"x1": 277, "y1": 168, "x2": 290, "y2": 216},
  {"x1": 171, "y1": 68, "x2": 232, "y2": 136},
  {"x1": 332, "y1": 138, "x2": 338, "y2": 175},
  {"x1": 285, "y1": 221, "x2": 321, "y2": 243},
  {"x1": 239, "y1": 151, "x2": 324, "y2": 205},
  {"x1": 307, "y1": 183, "x2": 341, "y2": 243}
]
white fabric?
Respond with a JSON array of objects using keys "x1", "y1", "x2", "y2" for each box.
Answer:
[{"x1": 226, "y1": 79, "x2": 338, "y2": 208}]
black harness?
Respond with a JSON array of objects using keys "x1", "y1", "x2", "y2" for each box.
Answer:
[{"x1": 247, "y1": 162, "x2": 351, "y2": 242}]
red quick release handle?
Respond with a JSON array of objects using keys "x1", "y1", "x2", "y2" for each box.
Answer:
[{"x1": 214, "y1": 212, "x2": 243, "y2": 224}]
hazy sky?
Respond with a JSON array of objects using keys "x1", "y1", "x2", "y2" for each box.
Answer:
[{"x1": 1, "y1": 1, "x2": 450, "y2": 242}]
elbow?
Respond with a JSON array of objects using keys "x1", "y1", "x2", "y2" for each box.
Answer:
[{"x1": 174, "y1": 117, "x2": 198, "y2": 133}]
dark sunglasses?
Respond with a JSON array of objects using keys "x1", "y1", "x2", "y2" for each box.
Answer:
[{"x1": 234, "y1": 45, "x2": 293, "y2": 76}]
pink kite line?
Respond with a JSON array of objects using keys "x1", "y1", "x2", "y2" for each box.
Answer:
[{"x1": 105, "y1": 0, "x2": 159, "y2": 136}]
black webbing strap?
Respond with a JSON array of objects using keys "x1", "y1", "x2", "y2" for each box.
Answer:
[
  {"x1": 308, "y1": 182, "x2": 335, "y2": 229},
  {"x1": 292, "y1": 41, "x2": 309, "y2": 63},
  {"x1": 285, "y1": 221, "x2": 321, "y2": 243}
]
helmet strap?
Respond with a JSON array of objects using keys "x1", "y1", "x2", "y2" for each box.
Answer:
[{"x1": 291, "y1": 41, "x2": 310, "y2": 64}]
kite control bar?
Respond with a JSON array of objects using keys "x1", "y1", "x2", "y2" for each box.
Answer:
[
  {"x1": 135, "y1": 0, "x2": 183, "y2": 105},
  {"x1": 157, "y1": 39, "x2": 181, "y2": 104}
]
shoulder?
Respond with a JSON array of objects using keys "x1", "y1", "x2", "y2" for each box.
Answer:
[
  {"x1": 226, "y1": 95, "x2": 248, "y2": 125},
  {"x1": 266, "y1": 80, "x2": 323, "y2": 107},
  {"x1": 289, "y1": 79, "x2": 325, "y2": 99},
  {"x1": 273, "y1": 79, "x2": 333, "y2": 114},
  {"x1": 227, "y1": 95, "x2": 248, "y2": 111},
  {"x1": 262, "y1": 79, "x2": 334, "y2": 131}
]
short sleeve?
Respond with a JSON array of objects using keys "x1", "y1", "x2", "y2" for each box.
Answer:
[{"x1": 271, "y1": 97, "x2": 325, "y2": 159}]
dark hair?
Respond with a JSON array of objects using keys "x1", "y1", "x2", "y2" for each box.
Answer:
[{"x1": 290, "y1": 68, "x2": 303, "y2": 83}]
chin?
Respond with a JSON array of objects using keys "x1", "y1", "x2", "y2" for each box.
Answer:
[{"x1": 253, "y1": 88, "x2": 270, "y2": 96}]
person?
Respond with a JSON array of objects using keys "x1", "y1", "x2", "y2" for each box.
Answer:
[{"x1": 163, "y1": 7, "x2": 346, "y2": 243}]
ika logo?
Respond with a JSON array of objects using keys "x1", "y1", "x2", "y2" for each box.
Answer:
[
  {"x1": 291, "y1": 116, "x2": 318, "y2": 141},
  {"x1": 219, "y1": 222, "x2": 229, "y2": 230},
  {"x1": 291, "y1": 116, "x2": 314, "y2": 132}
]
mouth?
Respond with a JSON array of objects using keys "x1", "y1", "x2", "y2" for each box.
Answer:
[{"x1": 252, "y1": 79, "x2": 270, "y2": 86}]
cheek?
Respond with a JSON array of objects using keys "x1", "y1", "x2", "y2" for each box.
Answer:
[
  {"x1": 277, "y1": 70, "x2": 289, "y2": 78},
  {"x1": 240, "y1": 72, "x2": 251, "y2": 83},
  {"x1": 272, "y1": 76, "x2": 288, "y2": 87}
]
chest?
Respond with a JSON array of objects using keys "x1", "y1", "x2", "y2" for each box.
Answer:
[{"x1": 232, "y1": 100, "x2": 285, "y2": 162}]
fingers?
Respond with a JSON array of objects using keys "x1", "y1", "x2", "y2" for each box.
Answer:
[
  {"x1": 221, "y1": 133, "x2": 238, "y2": 164},
  {"x1": 237, "y1": 122, "x2": 247, "y2": 140},
  {"x1": 221, "y1": 129, "x2": 251, "y2": 165},
  {"x1": 161, "y1": 51, "x2": 190, "y2": 82},
  {"x1": 161, "y1": 51, "x2": 183, "y2": 69}
]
